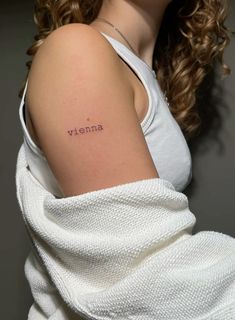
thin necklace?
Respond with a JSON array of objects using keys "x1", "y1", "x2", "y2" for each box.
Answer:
[
  {"x1": 94, "y1": 17, "x2": 171, "y2": 106},
  {"x1": 95, "y1": 17, "x2": 156, "y2": 77}
]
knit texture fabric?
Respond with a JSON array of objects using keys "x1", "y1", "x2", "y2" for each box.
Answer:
[{"x1": 15, "y1": 144, "x2": 235, "y2": 320}]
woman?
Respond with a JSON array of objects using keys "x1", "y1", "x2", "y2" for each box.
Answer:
[
  {"x1": 16, "y1": 0, "x2": 235, "y2": 319},
  {"x1": 18, "y1": 0, "x2": 230, "y2": 198}
]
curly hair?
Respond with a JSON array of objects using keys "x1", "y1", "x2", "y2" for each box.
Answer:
[{"x1": 19, "y1": 0, "x2": 231, "y2": 141}]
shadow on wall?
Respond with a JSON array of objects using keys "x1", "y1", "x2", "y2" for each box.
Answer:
[{"x1": 184, "y1": 67, "x2": 231, "y2": 199}]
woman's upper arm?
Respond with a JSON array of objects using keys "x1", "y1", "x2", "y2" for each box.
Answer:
[{"x1": 26, "y1": 23, "x2": 159, "y2": 197}]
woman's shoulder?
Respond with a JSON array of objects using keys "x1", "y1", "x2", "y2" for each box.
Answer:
[
  {"x1": 23, "y1": 23, "x2": 119, "y2": 148},
  {"x1": 34, "y1": 22, "x2": 117, "y2": 62},
  {"x1": 25, "y1": 21, "x2": 130, "y2": 122},
  {"x1": 27, "y1": 22, "x2": 127, "y2": 99}
]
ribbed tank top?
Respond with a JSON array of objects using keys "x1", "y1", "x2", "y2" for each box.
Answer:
[{"x1": 18, "y1": 31, "x2": 192, "y2": 197}]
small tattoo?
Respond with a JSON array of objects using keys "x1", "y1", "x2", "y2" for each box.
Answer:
[{"x1": 67, "y1": 124, "x2": 104, "y2": 136}]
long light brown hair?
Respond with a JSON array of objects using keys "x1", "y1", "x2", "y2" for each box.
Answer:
[{"x1": 20, "y1": 0, "x2": 231, "y2": 140}]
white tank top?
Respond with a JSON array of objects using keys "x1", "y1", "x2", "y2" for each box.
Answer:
[{"x1": 18, "y1": 31, "x2": 192, "y2": 197}]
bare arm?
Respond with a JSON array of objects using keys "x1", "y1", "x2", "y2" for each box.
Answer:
[{"x1": 25, "y1": 23, "x2": 159, "y2": 197}]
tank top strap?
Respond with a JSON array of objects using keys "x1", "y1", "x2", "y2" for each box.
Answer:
[
  {"x1": 18, "y1": 78, "x2": 45, "y2": 157},
  {"x1": 19, "y1": 78, "x2": 29, "y2": 124},
  {"x1": 98, "y1": 31, "x2": 156, "y2": 133},
  {"x1": 21, "y1": 78, "x2": 29, "y2": 104},
  {"x1": 99, "y1": 32, "x2": 157, "y2": 80}
]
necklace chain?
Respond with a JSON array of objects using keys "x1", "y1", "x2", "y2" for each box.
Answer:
[
  {"x1": 95, "y1": 17, "x2": 156, "y2": 76},
  {"x1": 96, "y1": 17, "x2": 138, "y2": 57},
  {"x1": 94, "y1": 17, "x2": 170, "y2": 105}
]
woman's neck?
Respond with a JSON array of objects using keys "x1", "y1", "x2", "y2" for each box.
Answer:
[{"x1": 89, "y1": 0, "x2": 171, "y2": 68}]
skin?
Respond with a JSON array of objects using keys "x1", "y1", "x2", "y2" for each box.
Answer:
[
  {"x1": 24, "y1": 1, "x2": 173, "y2": 197},
  {"x1": 89, "y1": 0, "x2": 172, "y2": 69}
]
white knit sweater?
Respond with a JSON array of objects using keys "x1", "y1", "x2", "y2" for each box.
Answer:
[{"x1": 15, "y1": 143, "x2": 235, "y2": 320}]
